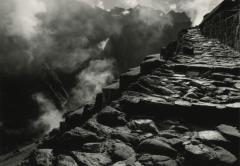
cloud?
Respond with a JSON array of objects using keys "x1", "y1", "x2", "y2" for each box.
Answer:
[
  {"x1": 0, "y1": 0, "x2": 46, "y2": 39},
  {"x1": 0, "y1": 0, "x2": 122, "y2": 74},
  {"x1": 70, "y1": 59, "x2": 115, "y2": 108},
  {"x1": 33, "y1": 93, "x2": 63, "y2": 132}
]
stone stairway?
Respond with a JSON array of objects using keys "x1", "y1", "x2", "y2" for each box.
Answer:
[{"x1": 18, "y1": 28, "x2": 240, "y2": 166}]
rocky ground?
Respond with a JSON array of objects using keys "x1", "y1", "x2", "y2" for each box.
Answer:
[{"x1": 5, "y1": 27, "x2": 240, "y2": 166}]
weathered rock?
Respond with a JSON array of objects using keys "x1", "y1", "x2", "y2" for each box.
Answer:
[
  {"x1": 183, "y1": 91, "x2": 198, "y2": 99},
  {"x1": 214, "y1": 146, "x2": 237, "y2": 165},
  {"x1": 112, "y1": 161, "x2": 142, "y2": 166},
  {"x1": 83, "y1": 118, "x2": 113, "y2": 137},
  {"x1": 140, "y1": 58, "x2": 165, "y2": 74},
  {"x1": 111, "y1": 131, "x2": 140, "y2": 145},
  {"x1": 170, "y1": 125, "x2": 189, "y2": 133},
  {"x1": 29, "y1": 149, "x2": 54, "y2": 166},
  {"x1": 138, "y1": 133, "x2": 154, "y2": 141},
  {"x1": 71, "y1": 152, "x2": 112, "y2": 166},
  {"x1": 56, "y1": 154, "x2": 78, "y2": 166},
  {"x1": 217, "y1": 124, "x2": 240, "y2": 139},
  {"x1": 152, "y1": 86, "x2": 174, "y2": 96},
  {"x1": 184, "y1": 140, "x2": 237, "y2": 165},
  {"x1": 81, "y1": 143, "x2": 103, "y2": 153},
  {"x1": 184, "y1": 141, "x2": 216, "y2": 163},
  {"x1": 144, "y1": 54, "x2": 160, "y2": 61},
  {"x1": 107, "y1": 141, "x2": 136, "y2": 161},
  {"x1": 197, "y1": 130, "x2": 228, "y2": 143},
  {"x1": 226, "y1": 102, "x2": 240, "y2": 109},
  {"x1": 159, "y1": 131, "x2": 179, "y2": 139},
  {"x1": 174, "y1": 100, "x2": 192, "y2": 107},
  {"x1": 138, "y1": 154, "x2": 177, "y2": 166},
  {"x1": 158, "y1": 137, "x2": 183, "y2": 148},
  {"x1": 120, "y1": 67, "x2": 140, "y2": 90},
  {"x1": 128, "y1": 119, "x2": 159, "y2": 134},
  {"x1": 234, "y1": 82, "x2": 240, "y2": 89},
  {"x1": 97, "y1": 106, "x2": 127, "y2": 127},
  {"x1": 138, "y1": 138, "x2": 177, "y2": 157},
  {"x1": 65, "y1": 107, "x2": 84, "y2": 128},
  {"x1": 102, "y1": 82, "x2": 120, "y2": 106},
  {"x1": 62, "y1": 127, "x2": 104, "y2": 146},
  {"x1": 163, "y1": 41, "x2": 178, "y2": 59}
]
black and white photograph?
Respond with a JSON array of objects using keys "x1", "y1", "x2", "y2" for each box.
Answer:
[{"x1": 0, "y1": 0, "x2": 239, "y2": 165}]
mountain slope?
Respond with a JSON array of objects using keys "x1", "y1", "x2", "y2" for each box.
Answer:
[{"x1": 13, "y1": 26, "x2": 240, "y2": 166}]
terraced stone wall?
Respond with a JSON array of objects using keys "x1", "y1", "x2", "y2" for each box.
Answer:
[{"x1": 200, "y1": 0, "x2": 240, "y2": 52}]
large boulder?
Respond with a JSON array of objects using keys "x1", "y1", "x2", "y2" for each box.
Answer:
[
  {"x1": 120, "y1": 67, "x2": 140, "y2": 91},
  {"x1": 184, "y1": 141, "x2": 237, "y2": 165},
  {"x1": 62, "y1": 127, "x2": 104, "y2": 147},
  {"x1": 214, "y1": 146, "x2": 237, "y2": 165},
  {"x1": 127, "y1": 119, "x2": 159, "y2": 134},
  {"x1": 184, "y1": 141, "x2": 216, "y2": 163},
  {"x1": 107, "y1": 141, "x2": 136, "y2": 161},
  {"x1": 140, "y1": 58, "x2": 165, "y2": 74},
  {"x1": 83, "y1": 118, "x2": 114, "y2": 137},
  {"x1": 97, "y1": 106, "x2": 127, "y2": 127},
  {"x1": 56, "y1": 154, "x2": 78, "y2": 166},
  {"x1": 197, "y1": 130, "x2": 228, "y2": 144},
  {"x1": 64, "y1": 107, "x2": 84, "y2": 129},
  {"x1": 138, "y1": 138, "x2": 177, "y2": 157},
  {"x1": 102, "y1": 82, "x2": 121, "y2": 106},
  {"x1": 217, "y1": 124, "x2": 240, "y2": 139},
  {"x1": 111, "y1": 131, "x2": 140, "y2": 146}
]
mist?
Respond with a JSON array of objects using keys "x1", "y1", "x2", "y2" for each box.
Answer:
[
  {"x1": 33, "y1": 93, "x2": 63, "y2": 133},
  {"x1": 70, "y1": 59, "x2": 115, "y2": 108}
]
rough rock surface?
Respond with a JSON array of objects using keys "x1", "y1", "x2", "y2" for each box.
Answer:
[{"x1": 13, "y1": 2, "x2": 240, "y2": 166}]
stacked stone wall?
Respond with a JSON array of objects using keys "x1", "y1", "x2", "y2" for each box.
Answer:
[{"x1": 201, "y1": 2, "x2": 240, "y2": 52}]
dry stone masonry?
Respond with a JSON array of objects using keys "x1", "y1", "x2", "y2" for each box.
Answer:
[
  {"x1": 201, "y1": 0, "x2": 240, "y2": 52},
  {"x1": 18, "y1": 1, "x2": 240, "y2": 166}
]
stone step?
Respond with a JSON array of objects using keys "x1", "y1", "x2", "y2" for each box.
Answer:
[
  {"x1": 171, "y1": 64, "x2": 240, "y2": 75},
  {"x1": 120, "y1": 92, "x2": 240, "y2": 125}
]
